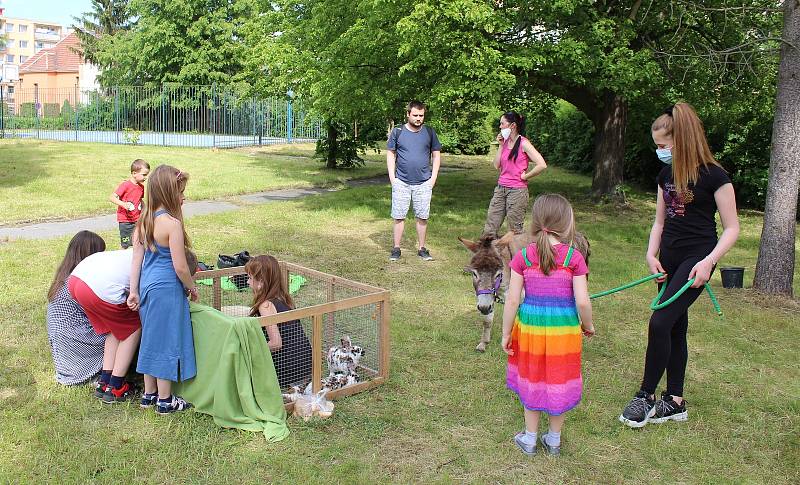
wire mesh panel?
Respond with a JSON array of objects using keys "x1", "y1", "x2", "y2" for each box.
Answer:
[
  {"x1": 193, "y1": 262, "x2": 389, "y2": 399},
  {"x1": 0, "y1": 84, "x2": 321, "y2": 147}
]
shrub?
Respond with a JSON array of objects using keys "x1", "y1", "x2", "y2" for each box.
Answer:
[{"x1": 42, "y1": 103, "x2": 60, "y2": 117}]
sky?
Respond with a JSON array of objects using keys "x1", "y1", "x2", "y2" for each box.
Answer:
[{"x1": 1, "y1": 0, "x2": 94, "y2": 28}]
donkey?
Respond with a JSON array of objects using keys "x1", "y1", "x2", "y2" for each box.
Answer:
[
  {"x1": 460, "y1": 232, "x2": 591, "y2": 352},
  {"x1": 459, "y1": 235, "x2": 505, "y2": 352}
]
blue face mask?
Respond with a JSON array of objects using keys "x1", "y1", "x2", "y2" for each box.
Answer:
[{"x1": 656, "y1": 148, "x2": 672, "y2": 165}]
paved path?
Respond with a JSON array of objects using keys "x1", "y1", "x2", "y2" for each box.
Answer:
[{"x1": 0, "y1": 177, "x2": 385, "y2": 241}]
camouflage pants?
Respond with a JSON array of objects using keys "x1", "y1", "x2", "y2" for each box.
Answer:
[{"x1": 483, "y1": 185, "x2": 529, "y2": 237}]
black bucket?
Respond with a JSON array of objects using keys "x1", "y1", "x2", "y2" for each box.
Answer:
[{"x1": 720, "y1": 267, "x2": 745, "y2": 289}]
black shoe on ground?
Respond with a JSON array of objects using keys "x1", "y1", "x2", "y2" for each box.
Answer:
[
  {"x1": 649, "y1": 392, "x2": 688, "y2": 424},
  {"x1": 102, "y1": 382, "x2": 135, "y2": 404},
  {"x1": 94, "y1": 382, "x2": 108, "y2": 399},
  {"x1": 417, "y1": 247, "x2": 433, "y2": 261},
  {"x1": 619, "y1": 390, "x2": 656, "y2": 428},
  {"x1": 389, "y1": 247, "x2": 401, "y2": 262}
]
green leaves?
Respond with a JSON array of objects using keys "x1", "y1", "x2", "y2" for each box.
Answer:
[{"x1": 95, "y1": 0, "x2": 259, "y2": 87}]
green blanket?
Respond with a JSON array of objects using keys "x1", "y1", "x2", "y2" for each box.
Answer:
[{"x1": 174, "y1": 303, "x2": 289, "y2": 442}]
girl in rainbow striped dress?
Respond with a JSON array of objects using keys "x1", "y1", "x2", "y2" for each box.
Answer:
[{"x1": 502, "y1": 194, "x2": 594, "y2": 456}]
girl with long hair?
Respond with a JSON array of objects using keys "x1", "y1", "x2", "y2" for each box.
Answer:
[
  {"x1": 127, "y1": 164, "x2": 198, "y2": 414},
  {"x1": 619, "y1": 102, "x2": 739, "y2": 428},
  {"x1": 245, "y1": 255, "x2": 312, "y2": 389},
  {"x1": 46, "y1": 231, "x2": 106, "y2": 385},
  {"x1": 502, "y1": 194, "x2": 594, "y2": 456}
]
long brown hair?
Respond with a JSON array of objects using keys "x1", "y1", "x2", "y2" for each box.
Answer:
[
  {"x1": 530, "y1": 194, "x2": 576, "y2": 276},
  {"x1": 245, "y1": 255, "x2": 293, "y2": 317},
  {"x1": 47, "y1": 231, "x2": 106, "y2": 301},
  {"x1": 135, "y1": 164, "x2": 191, "y2": 251},
  {"x1": 651, "y1": 102, "x2": 722, "y2": 194}
]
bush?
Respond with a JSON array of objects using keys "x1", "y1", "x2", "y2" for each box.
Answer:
[
  {"x1": 42, "y1": 103, "x2": 60, "y2": 117},
  {"x1": 429, "y1": 104, "x2": 491, "y2": 155},
  {"x1": 20, "y1": 102, "x2": 36, "y2": 118},
  {"x1": 530, "y1": 102, "x2": 594, "y2": 174},
  {"x1": 61, "y1": 100, "x2": 75, "y2": 119},
  {"x1": 314, "y1": 119, "x2": 369, "y2": 169}
]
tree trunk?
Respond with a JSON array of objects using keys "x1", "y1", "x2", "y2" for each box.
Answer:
[
  {"x1": 590, "y1": 91, "x2": 628, "y2": 200},
  {"x1": 753, "y1": 0, "x2": 800, "y2": 296},
  {"x1": 326, "y1": 122, "x2": 338, "y2": 169}
]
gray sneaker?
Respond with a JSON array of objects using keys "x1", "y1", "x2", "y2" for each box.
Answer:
[
  {"x1": 539, "y1": 434, "x2": 561, "y2": 456},
  {"x1": 513, "y1": 432, "x2": 536, "y2": 456},
  {"x1": 389, "y1": 247, "x2": 401, "y2": 262},
  {"x1": 417, "y1": 247, "x2": 433, "y2": 261}
]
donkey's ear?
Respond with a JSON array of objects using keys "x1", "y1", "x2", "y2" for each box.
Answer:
[
  {"x1": 495, "y1": 232, "x2": 514, "y2": 249},
  {"x1": 458, "y1": 236, "x2": 478, "y2": 253}
]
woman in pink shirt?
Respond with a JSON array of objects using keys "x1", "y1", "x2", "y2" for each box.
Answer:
[{"x1": 483, "y1": 112, "x2": 548, "y2": 237}]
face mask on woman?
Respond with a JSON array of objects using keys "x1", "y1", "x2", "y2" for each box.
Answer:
[
  {"x1": 656, "y1": 147, "x2": 672, "y2": 164},
  {"x1": 500, "y1": 128, "x2": 512, "y2": 140}
]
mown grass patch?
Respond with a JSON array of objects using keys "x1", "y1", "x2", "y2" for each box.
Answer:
[{"x1": 0, "y1": 148, "x2": 797, "y2": 483}]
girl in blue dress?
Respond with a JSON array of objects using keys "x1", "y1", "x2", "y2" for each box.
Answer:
[{"x1": 127, "y1": 164, "x2": 199, "y2": 414}]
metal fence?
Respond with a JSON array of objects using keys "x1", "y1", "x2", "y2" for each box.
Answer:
[{"x1": 0, "y1": 84, "x2": 322, "y2": 148}]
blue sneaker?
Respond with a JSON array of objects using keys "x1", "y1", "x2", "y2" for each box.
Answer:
[
  {"x1": 156, "y1": 395, "x2": 193, "y2": 415},
  {"x1": 140, "y1": 392, "x2": 158, "y2": 409}
]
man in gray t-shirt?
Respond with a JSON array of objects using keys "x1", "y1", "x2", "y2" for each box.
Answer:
[{"x1": 387, "y1": 100, "x2": 442, "y2": 262}]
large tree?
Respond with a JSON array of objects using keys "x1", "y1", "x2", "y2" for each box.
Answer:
[
  {"x1": 72, "y1": 0, "x2": 132, "y2": 64},
  {"x1": 754, "y1": 0, "x2": 800, "y2": 296},
  {"x1": 94, "y1": 0, "x2": 258, "y2": 86},
  {"x1": 374, "y1": 1, "x2": 778, "y2": 198}
]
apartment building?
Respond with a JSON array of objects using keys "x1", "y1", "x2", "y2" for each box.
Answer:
[
  {"x1": 1, "y1": 9, "x2": 67, "y2": 110},
  {"x1": 1, "y1": 14, "x2": 64, "y2": 71}
]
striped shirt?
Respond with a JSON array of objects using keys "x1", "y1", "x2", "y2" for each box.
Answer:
[{"x1": 46, "y1": 283, "x2": 105, "y2": 385}]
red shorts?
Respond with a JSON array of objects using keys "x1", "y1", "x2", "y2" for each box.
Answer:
[{"x1": 68, "y1": 276, "x2": 141, "y2": 340}]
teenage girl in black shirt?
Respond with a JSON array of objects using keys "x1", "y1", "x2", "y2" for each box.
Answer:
[{"x1": 620, "y1": 103, "x2": 740, "y2": 428}]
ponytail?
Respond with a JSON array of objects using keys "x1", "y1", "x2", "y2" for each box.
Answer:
[
  {"x1": 535, "y1": 228, "x2": 557, "y2": 276},
  {"x1": 503, "y1": 111, "x2": 526, "y2": 162},
  {"x1": 652, "y1": 102, "x2": 721, "y2": 194}
]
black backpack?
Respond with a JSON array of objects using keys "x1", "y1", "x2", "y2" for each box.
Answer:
[{"x1": 216, "y1": 250, "x2": 251, "y2": 290}]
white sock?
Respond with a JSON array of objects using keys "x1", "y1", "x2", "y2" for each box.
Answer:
[
  {"x1": 545, "y1": 430, "x2": 561, "y2": 447},
  {"x1": 522, "y1": 430, "x2": 537, "y2": 445}
]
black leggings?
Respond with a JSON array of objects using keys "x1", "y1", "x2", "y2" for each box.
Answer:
[{"x1": 640, "y1": 244, "x2": 715, "y2": 397}]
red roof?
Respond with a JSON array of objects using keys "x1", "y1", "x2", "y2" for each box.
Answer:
[{"x1": 19, "y1": 32, "x2": 83, "y2": 74}]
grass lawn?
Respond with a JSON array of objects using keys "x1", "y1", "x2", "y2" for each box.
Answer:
[
  {"x1": 0, "y1": 144, "x2": 798, "y2": 483},
  {"x1": 0, "y1": 140, "x2": 387, "y2": 224}
]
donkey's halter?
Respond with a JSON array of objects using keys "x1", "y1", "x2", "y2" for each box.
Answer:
[{"x1": 476, "y1": 274, "x2": 503, "y2": 300}]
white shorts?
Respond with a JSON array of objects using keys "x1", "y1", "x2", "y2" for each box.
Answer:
[{"x1": 391, "y1": 179, "x2": 432, "y2": 220}]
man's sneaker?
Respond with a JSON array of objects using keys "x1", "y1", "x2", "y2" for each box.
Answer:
[
  {"x1": 513, "y1": 432, "x2": 536, "y2": 456},
  {"x1": 389, "y1": 247, "x2": 401, "y2": 262},
  {"x1": 140, "y1": 392, "x2": 158, "y2": 409},
  {"x1": 649, "y1": 392, "x2": 688, "y2": 424},
  {"x1": 156, "y1": 395, "x2": 193, "y2": 415},
  {"x1": 619, "y1": 390, "x2": 656, "y2": 428},
  {"x1": 102, "y1": 382, "x2": 134, "y2": 404},
  {"x1": 418, "y1": 247, "x2": 433, "y2": 261},
  {"x1": 94, "y1": 382, "x2": 109, "y2": 399}
]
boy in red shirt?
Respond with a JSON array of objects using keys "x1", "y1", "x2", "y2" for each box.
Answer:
[{"x1": 110, "y1": 159, "x2": 150, "y2": 248}]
